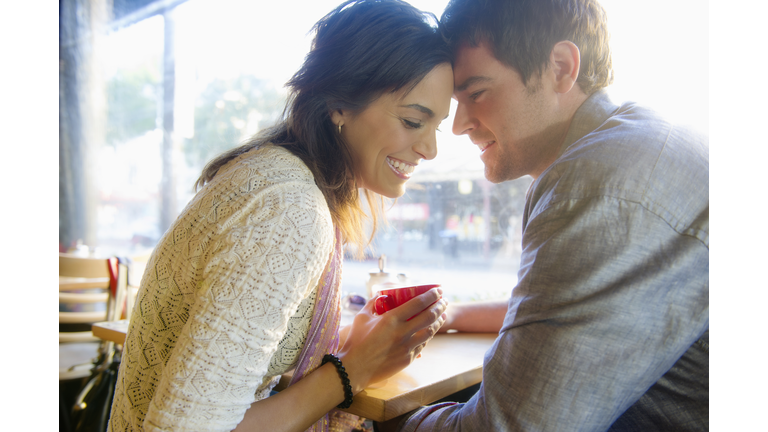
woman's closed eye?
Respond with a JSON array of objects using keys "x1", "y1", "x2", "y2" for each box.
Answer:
[{"x1": 401, "y1": 118, "x2": 424, "y2": 129}]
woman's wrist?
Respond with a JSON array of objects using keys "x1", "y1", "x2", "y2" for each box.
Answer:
[
  {"x1": 322, "y1": 354, "x2": 354, "y2": 408},
  {"x1": 336, "y1": 350, "x2": 369, "y2": 394}
]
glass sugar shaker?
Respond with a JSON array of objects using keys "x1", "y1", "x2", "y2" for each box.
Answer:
[{"x1": 366, "y1": 254, "x2": 396, "y2": 299}]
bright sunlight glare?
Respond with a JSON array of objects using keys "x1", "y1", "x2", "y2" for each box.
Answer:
[{"x1": 104, "y1": 0, "x2": 708, "y2": 141}]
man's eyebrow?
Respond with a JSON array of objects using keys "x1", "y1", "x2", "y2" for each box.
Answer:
[
  {"x1": 400, "y1": 104, "x2": 435, "y2": 118},
  {"x1": 455, "y1": 76, "x2": 492, "y2": 93}
]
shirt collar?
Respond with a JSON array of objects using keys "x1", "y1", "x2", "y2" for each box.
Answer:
[{"x1": 559, "y1": 88, "x2": 620, "y2": 156}]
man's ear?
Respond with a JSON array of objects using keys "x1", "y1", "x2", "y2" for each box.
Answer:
[{"x1": 550, "y1": 41, "x2": 581, "y2": 94}]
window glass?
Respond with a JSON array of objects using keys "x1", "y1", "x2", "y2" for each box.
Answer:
[{"x1": 60, "y1": 0, "x2": 707, "y2": 302}]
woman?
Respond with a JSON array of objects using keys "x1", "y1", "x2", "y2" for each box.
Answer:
[{"x1": 107, "y1": 1, "x2": 453, "y2": 431}]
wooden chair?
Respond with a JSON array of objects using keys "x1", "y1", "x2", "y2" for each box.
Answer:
[
  {"x1": 124, "y1": 250, "x2": 153, "y2": 320},
  {"x1": 59, "y1": 254, "x2": 128, "y2": 380}
]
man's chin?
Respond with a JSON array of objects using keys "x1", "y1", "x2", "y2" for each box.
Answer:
[
  {"x1": 483, "y1": 164, "x2": 526, "y2": 184},
  {"x1": 483, "y1": 166, "x2": 505, "y2": 184}
]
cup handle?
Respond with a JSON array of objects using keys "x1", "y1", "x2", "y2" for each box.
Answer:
[{"x1": 374, "y1": 295, "x2": 392, "y2": 315}]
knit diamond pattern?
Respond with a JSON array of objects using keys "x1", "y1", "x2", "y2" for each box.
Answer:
[{"x1": 108, "y1": 145, "x2": 334, "y2": 432}]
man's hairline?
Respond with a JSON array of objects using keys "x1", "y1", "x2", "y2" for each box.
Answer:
[
  {"x1": 452, "y1": 39, "x2": 548, "y2": 96},
  {"x1": 451, "y1": 35, "x2": 549, "y2": 89}
]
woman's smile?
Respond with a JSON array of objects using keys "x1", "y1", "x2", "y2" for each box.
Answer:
[
  {"x1": 333, "y1": 63, "x2": 453, "y2": 198},
  {"x1": 386, "y1": 156, "x2": 416, "y2": 178}
]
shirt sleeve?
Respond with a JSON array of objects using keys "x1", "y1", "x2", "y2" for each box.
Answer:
[
  {"x1": 399, "y1": 195, "x2": 709, "y2": 431},
  {"x1": 142, "y1": 180, "x2": 334, "y2": 432}
]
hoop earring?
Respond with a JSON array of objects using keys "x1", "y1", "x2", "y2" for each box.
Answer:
[{"x1": 338, "y1": 123, "x2": 343, "y2": 134}]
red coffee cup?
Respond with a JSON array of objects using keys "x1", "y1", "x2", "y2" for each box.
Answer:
[{"x1": 374, "y1": 284, "x2": 441, "y2": 318}]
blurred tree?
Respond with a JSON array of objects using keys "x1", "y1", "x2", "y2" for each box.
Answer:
[
  {"x1": 184, "y1": 75, "x2": 285, "y2": 168},
  {"x1": 106, "y1": 65, "x2": 160, "y2": 145}
]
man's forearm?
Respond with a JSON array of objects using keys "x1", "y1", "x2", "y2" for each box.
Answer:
[{"x1": 440, "y1": 299, "x2": 507, "y2": 333}]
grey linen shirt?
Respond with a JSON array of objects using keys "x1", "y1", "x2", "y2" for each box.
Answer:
[{"x1": 397, "y1": 90, "x2": 709, "y2": 431}]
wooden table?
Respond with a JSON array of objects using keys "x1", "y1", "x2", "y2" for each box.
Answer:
[
  {"x1": 92, "y1": 321, "x2": 497, "y2": 421},
  {"x1": 92, "y1": 320, "x2": 129, "y2": 343}
]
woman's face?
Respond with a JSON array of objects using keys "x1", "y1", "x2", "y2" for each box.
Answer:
[{"x1": 333, "y1": 63, "x2": 453, "y2": 198}]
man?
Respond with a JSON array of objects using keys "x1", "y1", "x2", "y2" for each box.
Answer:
[{"x1": 380, "y1": 0, "x2": 709, "y2": 430}]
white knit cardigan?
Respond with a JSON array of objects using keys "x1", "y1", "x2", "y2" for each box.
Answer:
[{"x1": 108, "y1": 145, "x2": 335, "y2": 432}]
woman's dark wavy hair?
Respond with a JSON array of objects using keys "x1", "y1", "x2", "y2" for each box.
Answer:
[
  {"x1": 195, "y1": 0, "x2": 451, "y2": 251},
  {"x1": 440, "y1": 0, "x2": 613, "y2": 94}
]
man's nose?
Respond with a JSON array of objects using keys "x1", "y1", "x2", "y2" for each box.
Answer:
[{"x1": 452, "y1": 102, "x2": 474, "y2": 136}]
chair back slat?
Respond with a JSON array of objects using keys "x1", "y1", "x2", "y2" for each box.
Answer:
[
  {"x1": 59, "y1": 253, "x2": 132, "y2": 385},
  {"x1": 60, "y1": 292, "x2": 109, "y2": 304},
  {"x1": 60, "y1": 311, "x2": 109, "y2": 324},
  {"x1": 59, "y1": 277, "x2": 110, "y2": 291},
  {"x1": 59, "y1": 332, "x2": 99, "y2": 344},
  {"x1": 59, "y1": 254, "x2": 111, "y2": 279},
  {"x1": 58, "y1": 254, "x2": 127, "y2": 338}
]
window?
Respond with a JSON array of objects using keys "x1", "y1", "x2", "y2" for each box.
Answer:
[{"x1": 59, "y1": 0, "x2": 708, "y2": 302}]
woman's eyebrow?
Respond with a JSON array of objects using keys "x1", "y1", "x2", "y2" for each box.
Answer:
[{"x1": 400, "y1": 103, "x2": 434, "y2": 118}]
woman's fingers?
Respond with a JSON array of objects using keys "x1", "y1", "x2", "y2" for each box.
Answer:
[
  {"x1": 408, "y1": 309, "x2": 446, "y2": 359},
  {"x1": 338, "y1": 289, "x2": 448, "y2": 387},
  {"x1": 359, "y1": 295, "x2": 377, "y2": 314},
  {"x1": 387, "y1": 287, "x2": 444, "y2": 322},
  {"x1": 397, "y1": 300, "x2": 447, "y2": 362},
  {"x1": 402, "y1": 294, "x2": 447, "y2": 333},
  {"x1": 408, "y1": 308, "x2": 447, "y2": 347}
]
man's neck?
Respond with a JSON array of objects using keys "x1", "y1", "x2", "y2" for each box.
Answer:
[{"x1": 529, "y1": 89, "x2": 589, "y2": 180}]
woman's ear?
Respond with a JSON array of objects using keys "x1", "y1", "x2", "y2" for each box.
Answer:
[
  {"x1": 550, "y1": 41, "x2": 581, "y2": 94},
  {"x1": 330, "y1": 109, "x2": 346, "y2": 129}
]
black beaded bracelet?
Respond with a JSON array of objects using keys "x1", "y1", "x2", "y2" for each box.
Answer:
[{"x1": 322, "y1": 354, "x2": 354, "y2": 409}]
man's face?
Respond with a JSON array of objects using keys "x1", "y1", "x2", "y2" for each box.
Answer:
[{"x1": 452, "y1": 41, "x2": 566, "y2": 183}]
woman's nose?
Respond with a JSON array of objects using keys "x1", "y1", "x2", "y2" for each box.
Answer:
[{"x1": 414, "y1": 131, "x2": 438, "y2": 161}]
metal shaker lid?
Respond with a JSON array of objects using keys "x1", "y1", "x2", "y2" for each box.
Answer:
[{"x1": 369, "y1": 254, "x2": 391, "y2": 276}]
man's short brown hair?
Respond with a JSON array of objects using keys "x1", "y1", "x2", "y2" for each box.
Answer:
[{"x1": 440, "y1": 0, "x2": 614, "y2": 94}]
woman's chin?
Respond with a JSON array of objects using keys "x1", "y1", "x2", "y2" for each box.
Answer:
[
  {"x1": 364, "y1": 189, "x2": 404, "y2": 199},
  {"x1": 380, "y1": 184, "x2": 408, "y2": 199}
]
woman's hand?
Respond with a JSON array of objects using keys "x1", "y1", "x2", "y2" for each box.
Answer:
[
  {"x1": 234, "y1": 289, "x2": 446, "y2": 432},
  {"x1": 338, "y1": 323, "x2": 352, "y2": 347},
  {"x1": 336, "y1": 287, "x2": 447, "y2": 393}
]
